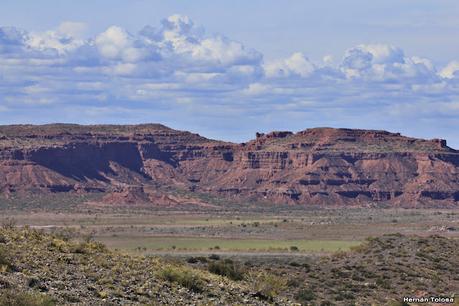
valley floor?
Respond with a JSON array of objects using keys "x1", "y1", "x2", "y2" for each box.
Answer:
[
  {"x1": 0, "y1": 207, "x2": 458, "y2": 305},
  {"x1": 1, "y1": 208, "x2": 457, "y2": 255}
]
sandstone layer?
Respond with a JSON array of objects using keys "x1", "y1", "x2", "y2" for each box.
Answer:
[{"x1": 0, "y1": 124, "x2": 458, "y2": 207}]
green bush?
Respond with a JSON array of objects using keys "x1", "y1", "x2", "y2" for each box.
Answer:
[
  {"x1": 251, "y1": 272, "x2": 287, "y2": 301},
  {"x1": 1, "y1": 218, "x2": 16, "y2": 230},
  {"x1": 286, "y1": 277, "x2": 302, "y2": 288},
  {"x1": 208, "y1": 259, "x2": 245, "y2": 281},
  {"x1": 186, "y1": 257, "x2": 199, "y2": 264},
  {"x1": 301, "y1": 263, "x2": 311, "y2": 272},
  {"x1": 69, "y1": 241, "x2": 107, "y2": 254},
  {"x1": 376, "y1": 277, "x2": 391, "y2": 289},
  {"x1": 0, "y1": 246, "x2": 11, "y2": 270},
  {"x1": 208, "y1": 254, "x2": 220, "y2": 260},
  {"x1": 295, "y1": 287, "x2": 315, "y2": 302},
  {"x1": 187, "y1": 256, "x2": 208, "y2": 264},
  {"x1": 159, "y1": 266, "x2": 205, "y2": 293},
  {"x1": 0, "y1": 290, "x2": 55, "y2": 306}
]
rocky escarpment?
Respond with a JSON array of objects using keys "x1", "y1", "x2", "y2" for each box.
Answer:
[
  {"x1": 196, "y1": 128, "x2": 459, "y2": 207},
  {"x1": 0, "y1": 124, "x2": 458, "y2": 207}
]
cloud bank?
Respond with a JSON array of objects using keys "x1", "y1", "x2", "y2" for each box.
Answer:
[{"x1": 0, "y1": 15, "x2": 458, "y2": 147}]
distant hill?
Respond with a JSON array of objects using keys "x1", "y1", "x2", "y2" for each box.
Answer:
[{"x1": 0, "y1": 124, "x2": 458, "y2": 208}]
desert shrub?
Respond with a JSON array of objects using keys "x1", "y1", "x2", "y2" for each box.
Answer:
[
  {"x1": 159, "y1": 266, "x2": 205, "y2": 293},
  {"x1": 208, "y1": 259, "x2": 245, "y2": 281},
  {"x1": 22, "y1": 228, "x2": 45, "y2": 242},
  {"x1": 82, "y1": 232, "x2": 95, "y2": 243},
  {"x1": 51, "y1": 228, "x2": 76, "y2": 242},
  {"x1": 376, "y1": 277, "x2": 391, "y2": 289},
  {"x1": 301, "y1": 263, "x2": 311, "y2": 272},
  {"x1": 195, "y1": 256, "x2": 208, "y2": 263},
  {"x1": 186, "y1": 256, "x2": 208, "y2": 264},
  {"x1": 295, "y1": 287, "x2": 315, "y2": 302},
  {"x1": 61, "y1": 292, "x2": 80, "y2": 303},
  {"x1": 47, "y1": 238, "x2": 68, "y2": 253},
  {"x1": 365, "y1": 236, "x2": 377, "y2": 242},
  {"x1": 27, "y1": 277, "x2": 47, "y2": 291},
  {"x1": 349, "y1": 243, "x2": 369, "y2": 253},
  {"x1": 251, "y1": 272, "x2": 287, "y2": 301},
  {"x1": 334, "y1": 290, "x2": 356, "y2": 301},
  {"x1": 186, "y1": 257, "x2": 198, "y2": 264},
  {"x1": 331, "y1": 250, "x2": 348, "y2": 261},
  {"x1": 0, "y1": 290, "x2": 55, "y2": 306},
  {"x1": 70, "y1": 241, "x2": 107, "y2": 254},
  {"x1": 339, "y1": 291, "x2": 355, "y2": 300},
  {"x1": 0, "y1": 246, "x2": 11, "y2": 270},
  {"x1": 208, "y1": 254, "x2": 220, "y2": 260},
  {"x1": 69, "y1": 243, "x2": 88, "y2": 254},
  {"x1": 1, "y1": 219, "x2": 16, "y2": 230},
  {"x1": 0, "y1": 233, "x2": 7, "y2": 244},
  {"x1": 286, "y1": 277, "x2": 302, "y2": 288}
]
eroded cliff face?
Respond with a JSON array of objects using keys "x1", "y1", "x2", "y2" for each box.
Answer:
[{"x1": 0, "y1": 124, "x2": 458, "y2": 207}]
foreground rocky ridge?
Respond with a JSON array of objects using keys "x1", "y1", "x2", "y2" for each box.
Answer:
[
  {"x1": 0, "y1": 228, "x2": 457, "y2": 305},
  {"x1": 0, "y1": 124, "x2": 458, "y2": 207},
  {"x1": 0, "y1": 226, "x2": 286, "y2": 305}
]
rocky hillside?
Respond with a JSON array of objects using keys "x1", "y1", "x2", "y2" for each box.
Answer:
[
  {"x1": 0, "y1": 124, "x2": 458, "y2": 207},
  {"x1": 1, "y1": 228, "x2": 457, "y2": 305},
  {"x1": 0, "y1": 226, "x2": 288, "y2": 305},
  {"x1": 256, "y1": 233, "x2": 459, "y2": 305}
]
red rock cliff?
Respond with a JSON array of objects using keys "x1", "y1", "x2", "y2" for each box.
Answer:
[{"x1": 0, "y1": 124, "x2": 458, "y2": 207}]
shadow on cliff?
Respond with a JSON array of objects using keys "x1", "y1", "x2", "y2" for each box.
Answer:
[{"x1": 28, "y1": 143, "x2": 148, "y2": 182}]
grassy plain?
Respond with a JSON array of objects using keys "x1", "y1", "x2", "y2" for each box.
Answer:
[
  {"x1": 99, "y1": 236, "x2": 360, "y2": 253},
  {"x1": 1, "y1": 207, "x2": 457, "y2": 255}
]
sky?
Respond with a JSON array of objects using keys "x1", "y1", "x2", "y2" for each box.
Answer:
[{"x1": 0, "y1": 0, "x2": 458, "y2": 147}]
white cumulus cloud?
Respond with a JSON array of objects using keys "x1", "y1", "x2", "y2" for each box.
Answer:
[
  {"x1": 440, "y1": 61, "x2": 459, "y2": 79},
  {"x1": 0, "y1": 16, "x2": 458, "y2": 147},
  {"x1": 340, "y1": 44, "x2": 436, "y2": 81},
  {"x1": 265, "y1": 52, "x2": 315, "y2": 78}
]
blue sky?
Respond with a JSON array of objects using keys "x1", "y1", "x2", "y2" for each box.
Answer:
[{"x1": 0, "y1": 0, "x2": 459, "y2": 147}]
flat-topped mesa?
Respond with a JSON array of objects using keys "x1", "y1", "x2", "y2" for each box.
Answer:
[
  {"x1": 0, "y1": 124, "x2": 226, "y2": 150},
  {"x1": 297, "y1": 127, "x2": 401, "y2": 138},
  {"x1": 300, "y1": 128, "x2": 452, "y2": 151},
  {"x1": 0, "y1": 124, "x2": 458, "y2": 207},
  {"x1": 0, "y1": 123, "x2": 173, "y2": 136},
  {"x1": 250, "y1": 127, "x2": 453, "y2": 153}
]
